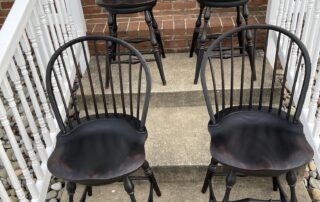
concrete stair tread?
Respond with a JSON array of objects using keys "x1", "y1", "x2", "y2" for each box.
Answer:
[
  {"x1": 84, "y1": 52, "x2": 276, "y2": 93},
  {"x1": 80, "y1": 52, "x2": 280, "y2": 107}
]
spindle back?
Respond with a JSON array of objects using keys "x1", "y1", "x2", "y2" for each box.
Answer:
[
  {"x1": 46, "y1": 36, "x2": 151, "y2": 133},
  {"x1": 201, "y1": 24, "x2": 311, "y2": 124}
]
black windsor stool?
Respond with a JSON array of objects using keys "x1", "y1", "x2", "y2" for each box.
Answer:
[
  {"x1": 190, "y1": 0, "x2": 255, "y2": 84},
  {"x1": 95, "y1": 0, "x2": 167, "y2": 86},
  {"x1": 200, "y1": 24, "x2": 314, "y2": 201},
  {"x1": 46, "y1": 36, "x2": 161, "y2": 202}
]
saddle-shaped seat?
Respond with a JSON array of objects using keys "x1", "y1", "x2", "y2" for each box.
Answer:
[
  {"x1": 209, "y1": 110, "x2": 313, "y2": 176},
  {"x1": 48, "y1": 116, "x2": 147, "y2": 185}
]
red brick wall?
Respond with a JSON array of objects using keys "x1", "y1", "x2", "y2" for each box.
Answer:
[
  {"x1": 82, "y1": 0, "x2": 267, "y2": 19},
  {"x1": 0, "y1": 0, "x2": 14, "y2": 28},
  {"x1": 0, "y1": 0, "x2": 267, "y2": 51},
  {"x1": 84, "y1": 0, "x2": 268, "y2": 52}
]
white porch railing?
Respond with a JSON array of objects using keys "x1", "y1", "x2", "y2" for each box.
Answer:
[
  {"x1": 0, "y1": 0, "x2": 86, "y2": 201},
  {"x1": 266, "y1": 0, "x2": 320, "y2": 170}
]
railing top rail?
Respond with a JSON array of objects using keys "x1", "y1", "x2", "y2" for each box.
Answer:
[{"x1": 0, "y1": 0, "x2": 37, "y2": 82}]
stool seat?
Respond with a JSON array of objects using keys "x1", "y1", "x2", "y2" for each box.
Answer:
[
  {"x1": 197, "y1": 0, "x2": 249, "y2": 7},
  {"x1": 96, "y1": 0, "x2": 156, "y2": 13}
]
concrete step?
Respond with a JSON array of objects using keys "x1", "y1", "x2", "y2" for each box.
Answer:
[
  {"x1": 61, "y1": 175, "x2": 310, "y2": 202},
  {"x1": 81, "y1": 52, "x2": 280, "y2": 108}
]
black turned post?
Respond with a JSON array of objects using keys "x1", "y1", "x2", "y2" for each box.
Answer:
[
  {"x1": 145, "y1": 10, "x2": 167, "y2": 85},
  {"x1": 272, "y1": 177, "x2": 278, "y2": 191},
  {"x1": 106, "y1": 13, "x2": 115, "y2": 88},
  {"x1": 286, "y1": 171, "x2": 298, "y2": 202},
  {"x1": 108, "y1": 13, "x2": 117, "y2": 60},
  {"x1": 222, "y1": 171, "x2": 236, "y2": 202},
  {"x1": 243, "y1": 4, "x2": 256, "y2": 80},
  {"x1": 124, "y1": 177, "x2": 137, "y2": 202},
  {"x1": 236, "y1": 6, "x2": 244, "y2": 54},
  {"x1": 149, "y1": 10, "x2": 166, "y2": 58},
  {"x1": 67, "y1": 182, "x2": 77, "y2": 202},
  {"x1": 142, "y1": 161, "x2": 161, "y2": 197},
  {"x1": 190, "y1": 4, "x2": 205, "y2": 58},
  {"x1": 88, "y1": 186, "x2": 92, "y2": 196},
  {"x1": 112, "y1": 13, "x2": 118, "y2": 60},
  {"x1": 202, "y1": 158, "x2": 217, "y2": 193},
  {"x1": 80, "y1": 186, "x2": 92, "y2": 202},
  {"x1": 194, "y1": 7, "x2": 211, "y2": 84},
  {"x1": 202, "y1": 159, "x2": 218, "y2": 202}
]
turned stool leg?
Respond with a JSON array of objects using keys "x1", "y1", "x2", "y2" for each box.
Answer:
[
  {"x1": 194, "y1": 7, "x2": 211, "y2": 84},
  {"x1": 202, "y1": 158, "x2": 218, "y2": 202},
  {"x1": 190, "y1": 4, "x2": 205, "y2": 58},
  {"x1": 149, "y1": 10, "x2": 166, "y2": 58},
  {"x1": 145, "y1": 10, "x2": 166, "y2": 85},
  {"x1": 106, "y1": 13, "x2": 116, "y2": 88},
  {"x1": 67, "y1": 182, "x2": 76, "y2": 202},
  {"x1": 242, "y1": 4, "x2": 256, "y2": 80},
  {"x1": 236, "y1": 6, "x2": 244, "y2": 54},
  {"x1": 286, "y1": 171, "x2": 298, "y2": 202},
  {"x1": 222, "y1": 171, "x2": 236, "y2": 202},
  {"x1": 272, "y1": 177, "x2": 278, "y2": 191},
  {"x1": 124, "y1": 177, "x2": 137, "y2": 202}
]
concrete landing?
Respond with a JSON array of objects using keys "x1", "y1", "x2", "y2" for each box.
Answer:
[{"x1": 61, "y1": 176, "x2": 310, "y2": 202}]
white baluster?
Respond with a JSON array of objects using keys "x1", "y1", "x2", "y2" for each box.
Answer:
[
  {"x1": 0, "y1": 180, "x2": 11, "y2": 202},
  {"x1": 64, "y1": 0, "x2": 79, "y2": 38},
  {"x1": 53, "y1": 0, "x2": 70, "y2": 43},
  {"x1": 283, "y1": 0, "x2": 295, "y2": 52},
  {"x1": 288, "y1": 0, "x2": 301, "y2": 77},
  {"x1": 302, "y1": 0, "x2": 317, "y2": 110},
  {"x1": 0, "y1": 136, "x2": 28, "y2": 202},
  {"x1": 60, "y1": 0, "x2": 76, "y2": 40},
  {"x1": 281, "y1": 0, "x2": 290, "y2": 28},
  {"x1": 21, "y1": 33, "x2": 55, "y2": 144},
  {"x1": 307, "y1": 0, "x2": 320, "y2": 55},
  {"x1": 295, "y1": 0, "x2": 307, "y2": 38},
  {"x1": 47, "y1": 0, "x2": 66, "y2": 46},
  {"x1": 285, "y1": 0, "x2": 295, "y2": 31},
  {"x1": 37, "y1": 0, "x2": 58, "y2": 57},
  {"x1": 307, "y1": 25, "x2": 320, "y2": 121},
  {"x1": 1, "y1": 78, "x2": 44, "y2": 180},
  {"x1": 47, "y1": 0, "x2": 74, "y2": 76},
  {"x1": 54, "y1": 0, "x2": 77, "y2": 73},
  {"x1": 277, "y1": 0, "x2": 285, "y2": 26},
  {"x1": 290, "y1": 0, "x2": 301, "y2": 34},
  {"x1": 29, "y1": 10, "x2": 50, "y2": 79},
  {"x1": 301, "y1": 0, "x2": 315, "y2": 44},
  {"x1": 0, "y1": 92, "x2": 37, "y2": 200},
  {"x1": 25, "y1": 25, "x2": 58, "y2": 133},
  {"x1": 39, "y1": 1, "x2": 67, "y2": 92},
  {"x1": 313, "y1": 107, "x2": 320, "y2": 139},
  {"x1": 12, "y1": 50, "x2": 48, "y2": 162},
  {"x1": 292, "y1": 0, "x2": 308, "y2": 94}
]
